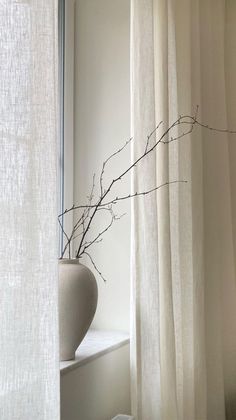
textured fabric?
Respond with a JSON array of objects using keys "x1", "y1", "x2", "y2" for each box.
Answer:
[
  {"x1": 0, "y1": 1, "x2": 60, "y2": 419},
  {"x1": 131, "y1": 1, "x2": 236, "y2": 419}
]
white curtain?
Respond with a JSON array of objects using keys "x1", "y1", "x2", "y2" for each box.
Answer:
[
  {"x1": 131, "y1": 1, "x2": 236, "y2": 419},
  {"x1": 0, "y1": 1, "x2": 60, "y2": 419}
]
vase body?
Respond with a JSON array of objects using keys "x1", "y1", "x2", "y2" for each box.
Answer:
[{"x1": 58, "y1": 259, "x2": 98, "y2": 361}]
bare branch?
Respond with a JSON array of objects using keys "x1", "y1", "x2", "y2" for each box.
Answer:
[
  {"x1": 58, "y1": 111, "x2": 236, "y2": 277},
  {"x1": 59, "y1": 113, "x2": 236, "y2": 219},
  {"x1": 83, "y1": 252, "x2": 107, "y2": 282},
  {"x1": 73, "y1": 114, "x2": 235, "y2": 258}
]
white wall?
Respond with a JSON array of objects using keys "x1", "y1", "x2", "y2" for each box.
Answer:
[{"x1": 73, "y1": 0, "x2": 131, "y2": 331}]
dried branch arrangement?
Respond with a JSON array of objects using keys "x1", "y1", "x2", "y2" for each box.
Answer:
[{"x1": 58, "y1": 110, "x2": 236, "y2": 280}]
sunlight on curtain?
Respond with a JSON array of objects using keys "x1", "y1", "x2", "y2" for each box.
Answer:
[
  {"x1": 0, "y1": 1, "x2": 60, "y2": 418},
  {"x1": 131, "y1": 1, "x2": 236, "y2": 419}
]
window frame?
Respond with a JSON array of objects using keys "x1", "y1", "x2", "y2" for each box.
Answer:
[{"x1": 58, "y1": 0, "x2": 75, "y2": 257}]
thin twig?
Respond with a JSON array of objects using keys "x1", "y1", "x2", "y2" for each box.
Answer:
[
  {"x1": 58, "y1": 216, "x2": 71, "y2": 259},
  {"x1": 99, "y1": 137, "x2": 133, "y2": 195},
  {"x1": 83, "y1": 251, "x2": 107, "y2": 282},
  {"x1": 101, "y1": 180, "x2": 187, "y2": 206},
  {"x1": 60, "y1": 174, "x2": 97, "y2": 258},
  {"x1": 78, "y1": 207, "x2": 125, "y2": 257},
  {"x1": 145, "y1": 120, "x2": 163, "y2": 153}
]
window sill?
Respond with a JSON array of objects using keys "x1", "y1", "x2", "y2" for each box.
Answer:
[{"x1": 60, "y1": 329, "x2": 130, "y2": 375}]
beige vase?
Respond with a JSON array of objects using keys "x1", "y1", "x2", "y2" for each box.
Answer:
[{"x1": 58, "y1": 259, "x2": 98, "y2": 361}]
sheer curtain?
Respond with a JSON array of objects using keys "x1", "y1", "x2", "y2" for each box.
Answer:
[
  {"x1": 131, "y1": 1, "x2": 236, "y2": 419},
  {"x1": 0, "y1": 1, "x2": 60, "y2": 419}
]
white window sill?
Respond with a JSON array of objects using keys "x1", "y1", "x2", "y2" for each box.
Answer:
[{"x1": 60, "y1": 329, "x2": 130, "y2": 375}]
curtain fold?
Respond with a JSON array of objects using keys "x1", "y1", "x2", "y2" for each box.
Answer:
[
  {"x1": 0, "y1": 1, "x2": 60, "y2": 418},
  {"x1": 131, "y1": 1, "x2": 236, "y2": 419}
]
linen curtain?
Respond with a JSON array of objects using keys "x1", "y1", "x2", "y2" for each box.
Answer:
[
  {"x1": 0, "y1": 1, "x2": 60, "y2": 419},
  {"x1": 131, "y1": 1, "x2": 236, "y2": 419}
]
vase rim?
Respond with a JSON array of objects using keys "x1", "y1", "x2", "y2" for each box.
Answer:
[{"x1": 59, "y1": 258, "x2": 82, "y2": 265}]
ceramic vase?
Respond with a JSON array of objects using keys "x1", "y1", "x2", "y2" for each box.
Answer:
[{"x1": 58, "y1": 259, "x2": 98, "y2": 361}]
